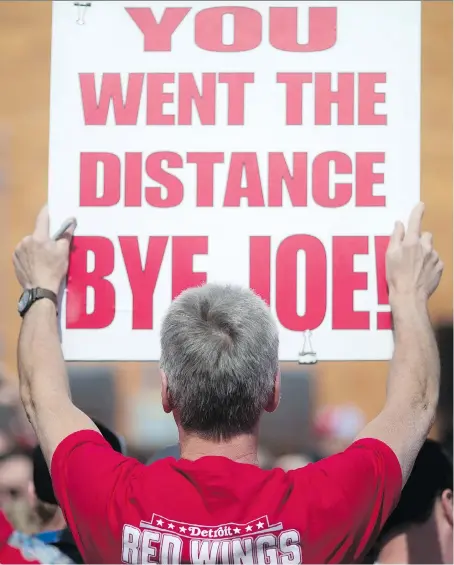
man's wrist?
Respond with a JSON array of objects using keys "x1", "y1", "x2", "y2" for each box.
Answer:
[
  {"x1": 33, "y1": 282, "x2": 61, "y2": 296},
  {"x1": 22, "y1": 295, "x2": 58, "y2": 319},
  {"x1": 389, "y1": 291, "x2": 428, "y2": 315}
]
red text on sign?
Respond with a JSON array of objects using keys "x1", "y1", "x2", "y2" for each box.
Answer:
[
  {"x1": 66, "y1": 235, "x2": 391, "y2": 332},
  {"x1": 80, "y1": 72, "x2": 386, "y2": 127},
  {"x1": 126, "y1": 6, "x2": 337, "y2": 53},
  {"x1": 277, "y1": 72, "x2": 387, "y2": 125},
  {"x1": 80, "y1": 73, "x2": 255, "y2": 126},
  {"x1": 250, "y1": 235, "x2": 392, "y2": 331},
  {"x1": 66, "y1": 236, "x2": 208, "y2": 330},
  {"x1": 79, "y1": 151, "x2": 386, "y2": 208}
]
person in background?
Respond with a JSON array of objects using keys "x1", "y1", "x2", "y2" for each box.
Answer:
[
  {"x1": 256, "y1": 446, "x2": 275, "y2": 470},
  {"x1": 0, "y1": 430, "x2": 14, "y2": 459},
  {"x1": 146, "y1": 444, "x2": 180, "y2": 464},
  {"x1": 0, "y1": 447, "x2": 32, "y2": 508},
  {"x1": 274, "y1": 453, "x2": 313, "y2": 471},
  {"x1": 0, "y1": 509, "x2": 73, "y2": 563},
  {"x1": 0, "y1": 367, "x2": 20, "y2": 408},
  {"x1": 436, "y1": 324, "x2": 453, "y2": 459},
  {"x1": 0, "y1": 372, "x2": 36, "y2": 450},
  {"x1": 30, "y1": 419, "x2": 125, "y2": 564},
  {"x1": 4, "y1": 496, "x2": 38, "y2": 535},
  {"x1": 370, "y1": 440, "x2": 453, "y2": 564},
  {"x1": 13, "y1": 203, "x2": 444, "y2": 564},
  {"x1": 314, "y1": 404, "x2": 366, "y2": 458},
  {"x1": 0, "y1": 380, "x2": 22, "y2": 459}
]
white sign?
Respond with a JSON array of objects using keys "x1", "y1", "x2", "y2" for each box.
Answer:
[{"x1": 48, "y1": 1, "x2": 421, "y2": 361}]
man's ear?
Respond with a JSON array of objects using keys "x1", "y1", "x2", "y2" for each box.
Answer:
[
  {"x1": 265, "y1": 370, "x2": 281, "y2": 413},
  {"x1": 160, "y1": 369, "x2": 172, "y2": 414},
  {"x1": 441, "y1": 489, "x2": 453, "y2": 527}
]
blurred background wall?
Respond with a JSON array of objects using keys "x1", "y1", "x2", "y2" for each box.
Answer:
[{"x1": 0, "y1": 2, "x2": 451, "y2": 451}]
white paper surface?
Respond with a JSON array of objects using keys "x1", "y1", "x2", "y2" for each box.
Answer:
[{"x1": 48, "y1": 1, "x2": 421, "y2": 361}]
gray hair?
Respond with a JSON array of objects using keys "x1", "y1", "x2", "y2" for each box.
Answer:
[{"x1": 160, "y1": 284, "x2": 279, "y2": 440}]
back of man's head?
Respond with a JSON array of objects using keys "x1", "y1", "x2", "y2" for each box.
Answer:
[
  {"x1": 160, "y1": 283, "x2": 279, "y2": 441},
  {"x1": 373, "y1": 439, "x2": 453, "y2": 564},
  {"x1": 437, "y1": 323, "x2": 453, "y2": 457},
  {"x1": 379, "y1": 439, "x2": 452, "y2": 536},
  {"x1": 32, "y1": 420, "x2": 124, "y2": 506}
]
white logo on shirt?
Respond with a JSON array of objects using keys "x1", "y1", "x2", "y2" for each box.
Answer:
[{"x1": 121, "y1": 514, "x2": 302, "y2": 563}]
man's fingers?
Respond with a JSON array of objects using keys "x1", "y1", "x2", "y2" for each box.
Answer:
[
  {"x1": 420, "y1": 231, "x2": 433, "y2": 249},
  {"x1": 52, "y1": 217, "x2": 77, "y2": 241},
  {"x1": 66, "y1": 218, "x2": 77, "y2": 237},
  {"x1": 430, "y1": 251, "x2": 439, "y2": 264},
  {"x1": 55, "y1": 219, "x2": 77, "y2": 254},
  {"x1": 389, "y1": 221, "x2": 405, "y2": 247},
  {"x1": 405, "y1": 202, "x2": 425, "y2": 241},
  {"x1": 33, "y1": 205, "x2": 50, "y2": 241}
]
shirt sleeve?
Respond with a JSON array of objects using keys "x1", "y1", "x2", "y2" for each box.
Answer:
[
  {"x1": 294, "y1": 438, "x2": 402, "y2": 564},
  {"x1": 50, "y1": 429, "x2": 141, "y2": 564}
]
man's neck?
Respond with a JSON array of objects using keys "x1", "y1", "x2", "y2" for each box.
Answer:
[
  {"x1": 180, "y1": 432, "x2": 259, "y2": 465},
  {"x1": 377, "y1": 521, "x2": 444, "y2": 564},
  {"x1": 40, "y1": 508, "x2": 66, "y2": 534},
  {"x1": 378, "y1": 532, "x2": 410, "y2": 564}
]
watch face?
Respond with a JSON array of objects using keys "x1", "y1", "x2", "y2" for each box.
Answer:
[{"x1": 18, "y1": 290, "x2": 31, "y2": 314}]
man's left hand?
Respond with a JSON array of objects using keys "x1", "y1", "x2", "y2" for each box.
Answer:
[{"x1": 13, "y1": 205, "x2": 76, "y2": 295}]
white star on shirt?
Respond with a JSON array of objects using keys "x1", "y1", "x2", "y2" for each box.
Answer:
[
  {"x1": 156, "y1": 519, "x2": 163, "y2": 526},
  {"x1": 245, "y1": 525, "x2": 253, "y2": 532},
  {"x1": 168, "y1": 523, "x2": 175, "y2": 530},
  {"x1": 256, "y1": 522, "x2": 264, "y2": 530},
  {"x1": 179, "y1": 526, "x2": 187, "y2": 533},
  {"x1": 233, "y1": 528, "x2": 241, "y2": 534}
]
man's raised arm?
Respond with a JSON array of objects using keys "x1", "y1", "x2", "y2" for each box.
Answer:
[
  {"x1": 14, "y1": 206, "x2": 99, "y2": 466},
  {"x1": 356, "y1": 203, "x2": 444, "y2": 486}
]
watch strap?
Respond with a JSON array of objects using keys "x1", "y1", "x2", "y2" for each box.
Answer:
[
  {"x1": 33, "y1": 288, "x2": 58, "y2": 306},
  {"x1": 20, "y1": 288, "x2": 58, "y2": 318}
]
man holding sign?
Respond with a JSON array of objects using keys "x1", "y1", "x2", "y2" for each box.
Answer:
[{"x1": 13, "y1": 203, "x2": 442, "y2": 564}]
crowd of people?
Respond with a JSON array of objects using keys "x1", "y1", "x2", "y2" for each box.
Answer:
[{"x1": 0, "y1": 202, "x2": 449, "y2": 563}]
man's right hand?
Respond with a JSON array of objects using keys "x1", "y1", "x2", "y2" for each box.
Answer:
[
  {"x1": 13, "y1": 205, "x2": 76, "y2": 296},
  {"x1": 386, "y1": 202, "x2": 444, "y2": 304}
]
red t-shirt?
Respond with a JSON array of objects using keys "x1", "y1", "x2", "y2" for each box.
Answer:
[
  {"x1": 51, "y1": 431, "x2": 401, "y2": 564},
  {"x1": 0, "y1": 511, "x2": 73, "y2": 564}
]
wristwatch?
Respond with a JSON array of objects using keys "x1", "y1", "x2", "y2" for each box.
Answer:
[{"x1": 17, "y1": 288, "x2": 58, "y2": 318}]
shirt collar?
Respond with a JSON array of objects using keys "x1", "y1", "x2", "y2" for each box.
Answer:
[{"x1": 34, "y1": 530, "x2": 64, "y2": 544}]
